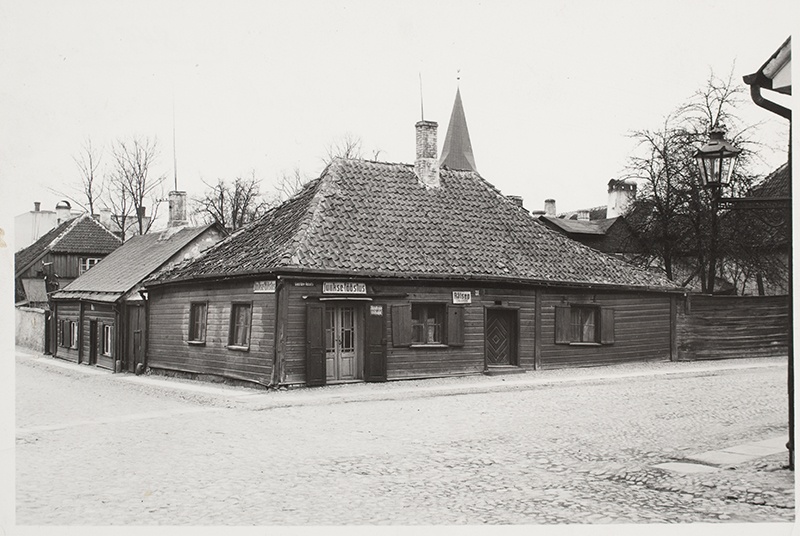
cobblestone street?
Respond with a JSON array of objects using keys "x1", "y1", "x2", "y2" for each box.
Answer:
[{"x1": 14, "y1": 351, "x2": 794, "y2": 528}]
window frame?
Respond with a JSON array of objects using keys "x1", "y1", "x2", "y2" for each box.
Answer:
[
  {"x1": 79, "y1": 257, "x2": 102, "y2": 275},
  {"x1": 70, "y1": 321, "x2": 79, "y2": 350},
  {"x1": 227, "y1": 302, "x2": 253, "y2": 351},
  {"x1": 188, "y1": 302, "x2": 208, "y2": 345},
  {"x1": 410, "y1": 303, "x2": 446, "y2": 346},
  {"x1": 569, "y1": 305, "x2": 600, "y2": 344},
  {"x1": 102, "y1": 324, "x2": 113, "y2": 356},
  {"x1": 555, "y1": 303, "x2": 614, "y2": 346}
]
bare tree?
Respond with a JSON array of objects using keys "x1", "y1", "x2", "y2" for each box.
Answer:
[
  {"x1": 194, "y1": 172, "x2": 271, "y2": 231},
  {"x1": 624, "y1": 68, "x2": 766, "y2": 293},
  {"x1": 49, "y1": 138, "x2": 105, "y2": 215},
  {"x1": 110, "y1": 136, "x2": 165, "y2": 237},
  {"x1": 322, "y1": 132, "x2": 364, "y2": 166},
  {"x1": 274, "y1": 167, "x2": 309, "y2": 202}
]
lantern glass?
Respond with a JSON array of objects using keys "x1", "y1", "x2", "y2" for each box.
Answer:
[{"x1": 694, "y1": 129, "x2": 741, "y2": 189}]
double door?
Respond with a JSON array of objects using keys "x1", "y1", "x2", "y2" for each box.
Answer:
[{"x1": 326, "y1": 305, "x2": 359, "y2": 381}]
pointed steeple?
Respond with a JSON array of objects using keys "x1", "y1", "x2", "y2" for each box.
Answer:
[{"x1": 440, "y1": 87, "x2": 477, "y2": 171}]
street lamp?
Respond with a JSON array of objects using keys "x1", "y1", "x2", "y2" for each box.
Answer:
[
  {"x1": 694, "y1": 127, "x2": 742, "y2": 189},
  {"x1": 693, "y1": 127, "x2": 741, "y2": 295}
]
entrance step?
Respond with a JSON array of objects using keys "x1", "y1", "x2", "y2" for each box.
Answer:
[{"x1": 484, "y1": 366, "x2": 526, "y2": 376}]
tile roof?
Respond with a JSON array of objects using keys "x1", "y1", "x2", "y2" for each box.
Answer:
[
  {"x1": 14, "y1": 215, "x2": 122, "y2": 276},
  {"x1": 749, "y1": 161, "x2": 790, "y2": 198},
  {"x1": 540, "y1": 216, "x2": 618, "y2": 235},
  {"x1": 152, "y1": 159, "x2": 679, "y2": 290},
  {"x1": 52, "y1": 225, "x2": 216, "y2": 299}
]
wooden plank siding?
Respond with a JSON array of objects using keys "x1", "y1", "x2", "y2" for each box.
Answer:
[
  {"x1": 279, "y1": 282, "x2": 537, "y2": 384},
  {"x1": 81, "y1": 304, "x2": 116, "y2": 369},
  {"x1": 19, "y1": 253, "x2": 95, "y2": 280},
  {"x1": 147, "y1": 281, "x2": 276, "y2": 386},
  {"x1": 539, "y1": 291, "x2": 672, "y2": 369},
  {"x1": 53, "y1": 302, "x2": 81, "y2": 363},
  {"x1": 676, "y1": 295, "x2": 789, "y2": 360}
]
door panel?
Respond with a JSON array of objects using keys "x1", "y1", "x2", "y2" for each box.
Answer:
[
  {"x1": 324, "y1": 305, "x2": 360, "y2": 381},
  {"x1": 486, "y1": 309, "x2": 517, "y2": 366},
  {"x1": 365, "y1": 304, "x2": 387, "y2": 382}
]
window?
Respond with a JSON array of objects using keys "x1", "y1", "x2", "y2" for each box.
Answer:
[
  {"x1": 189, "y1": 303, "x2": 208, "y2": 343},
  {"x1": 70, "y1": 321, "x2": 79, "y2": 349},
  {"x1": 80, "y1": 257, "x2": 101, "y2": 274},
  {"x1": 102, "y1": 325, "x2": 113, "y2": 356},
  {"x1": 411, "y1": 304, "x2": 445, "y2": 344},
  {"x1": 59, "y1": 320, "x2": 68, "y2": 347},
  {"x1": 392, "y1": 303, "x2": 464, "y2": 348},
  {"x1": 228, "y1": 303, "x2": 252, "y2": 349},
  {"x1": 555, "y1": 304, "x2": 614, "y2": 345}
]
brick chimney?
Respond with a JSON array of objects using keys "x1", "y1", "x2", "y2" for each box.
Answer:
[
  {"x1": 415, "y1": 120, "x2": 440, "y2": 188},
  {"x1": 607, "y1": 179, "x2": 637, "y2": 218},
  {"x1": 168, "y1": 191, "x2": 189, "y2": 227},
  {"x1": 544, "y1": 199, "x2": 556, "y2": 216}
]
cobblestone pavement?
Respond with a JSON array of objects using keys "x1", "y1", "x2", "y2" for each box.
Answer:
[{"x1": 15, "y1": 352, "x2": 794, "y2": 527}]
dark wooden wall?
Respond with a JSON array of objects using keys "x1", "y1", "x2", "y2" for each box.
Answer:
[
  {"x1": 53, "y1": 302, "x2": 80, "y2": 363},
  {"x1": 676, "y1": 295, "x2": 789, "y2": 360},
  {"x1": 147, "y1": 280, "x2": 276, "y2": 385},
  {"x1": 19, "y1": 252, "x2": 107, "y2": 280},
  {"x1": 82, "y1": 304, "x2": 116, "y2": 370},
  {"x1": 280, "y1": 282, "x2": 537, "y2": 384},
  {"x1": 539, "y1": 291, "x2": 672, "y2": 368}
]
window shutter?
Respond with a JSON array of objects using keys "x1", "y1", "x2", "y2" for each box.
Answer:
[
  {"x1": 391, "y1": 304, "x2": 412, "y2": 347},
  {"x1": 600, "y1": 308, "x2": 615, "y2": 344},
  {"x1": 446, "y1": 305, "x2": 465, "y2": 347},
  {"x1": 305, "y1": 304, "x2": 326, "y2": 386},
  {"x1": 555, "y1": 306, "x2": 571, "y2": 344}
]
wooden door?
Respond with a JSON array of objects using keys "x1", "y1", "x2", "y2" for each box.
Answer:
[
  {"x1": 306, "y1": 304, "x2": 326, "y2": 386},
  {"x1": 325, "y1": 305, "x2": 359, "y2": 381},
  {"x1": 126, "y1": 305, "x2": 146, "y2": 373},
  {"x1": 88, "y1": 320, "x2": 98, "y2": 365},
  {"x1": 364, "y1": 304, "x2": 387, "y2": 382},
  {"x1": 486, "y1": 309, "x2": 517, "y2": 366}
]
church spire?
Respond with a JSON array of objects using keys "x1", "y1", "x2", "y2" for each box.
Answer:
[{"x1": 439, "y1": 87, "x2": 477, "y2": 171}]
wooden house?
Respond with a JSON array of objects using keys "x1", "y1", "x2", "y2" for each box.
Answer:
[
  {"x1": 15, "y1": 213, "x2": 122, "y2": 306},
  {"x1": 50, "y1": 192, "x2": 226, "y2": 372},
  {"x1": 143, "y1": 117, "x2": 682, "y2": 388}
]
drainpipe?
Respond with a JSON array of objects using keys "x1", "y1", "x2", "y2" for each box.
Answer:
[{"x1": 746, "y1": 83, "x2": 791, "y2": 121}]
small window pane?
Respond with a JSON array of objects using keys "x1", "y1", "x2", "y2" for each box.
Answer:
[
  {"x1": 189, "y1": 303, "x2": 207, "y2": 342},
  {"x1": 411, "y1": 304, "x2": 445, "y2": 344},
  {"x1": 570, "y1": 306, "x2": 597, "y2": 343},
  {"x1": 229, "y1": 304, "x2": 251, "y2": 347}
]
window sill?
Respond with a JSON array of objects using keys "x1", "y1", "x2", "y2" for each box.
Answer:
[
  {"x1": 227, "y1": 345, "x2": 250, "y2": 352},
  {"x1": 187, "y1": 340, "x2": 206, "y2": 347},
  {"x1": 410, "y1": 343, "x2": 449, "y2": 349},
  {"x1": 569, "y1": 342, "x2": 602, "y2": 347}
]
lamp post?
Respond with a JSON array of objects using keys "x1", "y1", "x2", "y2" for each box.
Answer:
[{"x1": 694, "y1": 127, "x2": 742, "y2": 294}]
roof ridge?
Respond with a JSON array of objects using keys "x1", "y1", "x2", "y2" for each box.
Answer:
[
  {"x1": 283, "y1": 166, "x2": 338, "y2": 265},
  {"x1": 43, "y1": 214, "x2": 83, "y2": 250}
]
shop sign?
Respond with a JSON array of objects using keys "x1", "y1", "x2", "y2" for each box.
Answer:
[
  {"x1": 370, "y1": 305, "x2": 383, "y2": 316},
  {"x1": 293, "y1": 281, "x2": 314, "y2": 287},
  {"x1": 253, "y1": 280, "x2": 276, "y2": 293},
  {"x1": 452, "y1": 291, "x2": 472, "y2": 304},
  {"x1": 322, "y1": 282, "x2": 367, "y2": 294}
]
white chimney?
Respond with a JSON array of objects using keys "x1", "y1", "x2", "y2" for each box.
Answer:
[
  {"x1": 415, "y1": 120, "x2": 440, "y2": 188},
  {"x1": 55, "y1": 200, "x2": 71, "y2": 223},
  {"x1": 607, "y1": 179, "x2": 637, "y2": 218},
  {"x1": 577, "y1": 210, "x2": 590, "y2": 221},
  {"x1": 544, "y1": 199, "x2": 556, "y2": 216},
  {"x1": 99, "y1": 207, "x2": 113, "y2": 230},
  {"x1": 168, "y1": 191, "x2": 189, "y2": 227}
]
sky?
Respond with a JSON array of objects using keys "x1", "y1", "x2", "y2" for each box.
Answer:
[{"x1": 0, "y1": 0, "x2": 795, "y2": 237}]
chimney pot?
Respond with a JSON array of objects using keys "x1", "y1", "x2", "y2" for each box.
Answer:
[
  {"x1": 507, "y1": 195, "x2": 524, "y2": 208},
  {"x1": 34, "y1": 202, "x2": 40, "y2": 212},
  {"x1": 544, "y1": 199, "x2": 556, "y2": 216},
  {"x1": 577, "y1": 210, "x2": 590, "y2": 221},
  {"x1": 415, "y1": 120, "x2": 440, "y2": 188}
]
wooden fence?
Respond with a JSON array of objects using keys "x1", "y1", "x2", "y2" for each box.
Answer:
[{"x1": 676, "y1": 295, "x2": 790, "y2": 360}]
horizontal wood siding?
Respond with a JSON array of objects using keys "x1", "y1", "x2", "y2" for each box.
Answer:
[
  {"x1": 20, "y1": 253, "x2": 92, "y2": 280},
  {"x1": 540, "y1": 291, "x2": 672, "y2": 369},
  {"x1": 82, "y1": 305, "x2": 115, "y2": 369},
  {"x1": 147, "y1": 281, "x2": 275, "y2": 385},
  {"x1": 280, "y1": 282, "x2": 537, "y2": 383},
  {"x1": 676, "y1": 295, "x2": 789, "y2": 360},
  {"x1": 54, "y1": 302, "x2": 80, "y2": 363}
]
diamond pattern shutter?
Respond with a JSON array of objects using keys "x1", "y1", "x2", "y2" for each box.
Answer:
[
  {"x1": 555, "y1": 305, "x2": 571, "y2": 344},
  {"x1": 305, "y1": 303, "x2": 326, "y2": 386},
  {"x1": 600, "y1": 308, "x2": 615, "y2": 345},
  {"x1": 391, "y1": 304, "x2": 412, "y2": 347},
  {"x1": 365, "y1": 304, "x2": 387, "y2": 382},
  {"x1": 447, "y1": 305, "x2": 465, "y2": 347}
]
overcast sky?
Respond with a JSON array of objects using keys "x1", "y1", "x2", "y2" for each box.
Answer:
[{"x1": 0, "y1": 0, "x2": 794, "y2": 236}]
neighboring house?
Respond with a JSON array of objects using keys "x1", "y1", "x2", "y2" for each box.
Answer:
[
  {"x1": 15, "y1": 213, "x2": 123, "y2": 306},
  {"x1": 721, "y1": 160, "x2": 791, "y2": 296},
  {"x1": 15, "y1": 200, "x2": 82, "y2": 251},
  {"x1": 49, "y1": 191, "x2": 225, "y2": 372},
  {"x1": 536, "y1": 180, "x2": 644, "y2": 257},
  {"x1": 143, "y1": 114, "x2": 682, "y2": 389}
]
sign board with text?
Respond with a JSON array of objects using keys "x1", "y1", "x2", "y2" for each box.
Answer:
[
  {"x1": 322, "y1": 282, "x2": 367, "y2": 295},
  {"x1": 452, "y1": 291, "x2": 472, "y2": 304}
]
